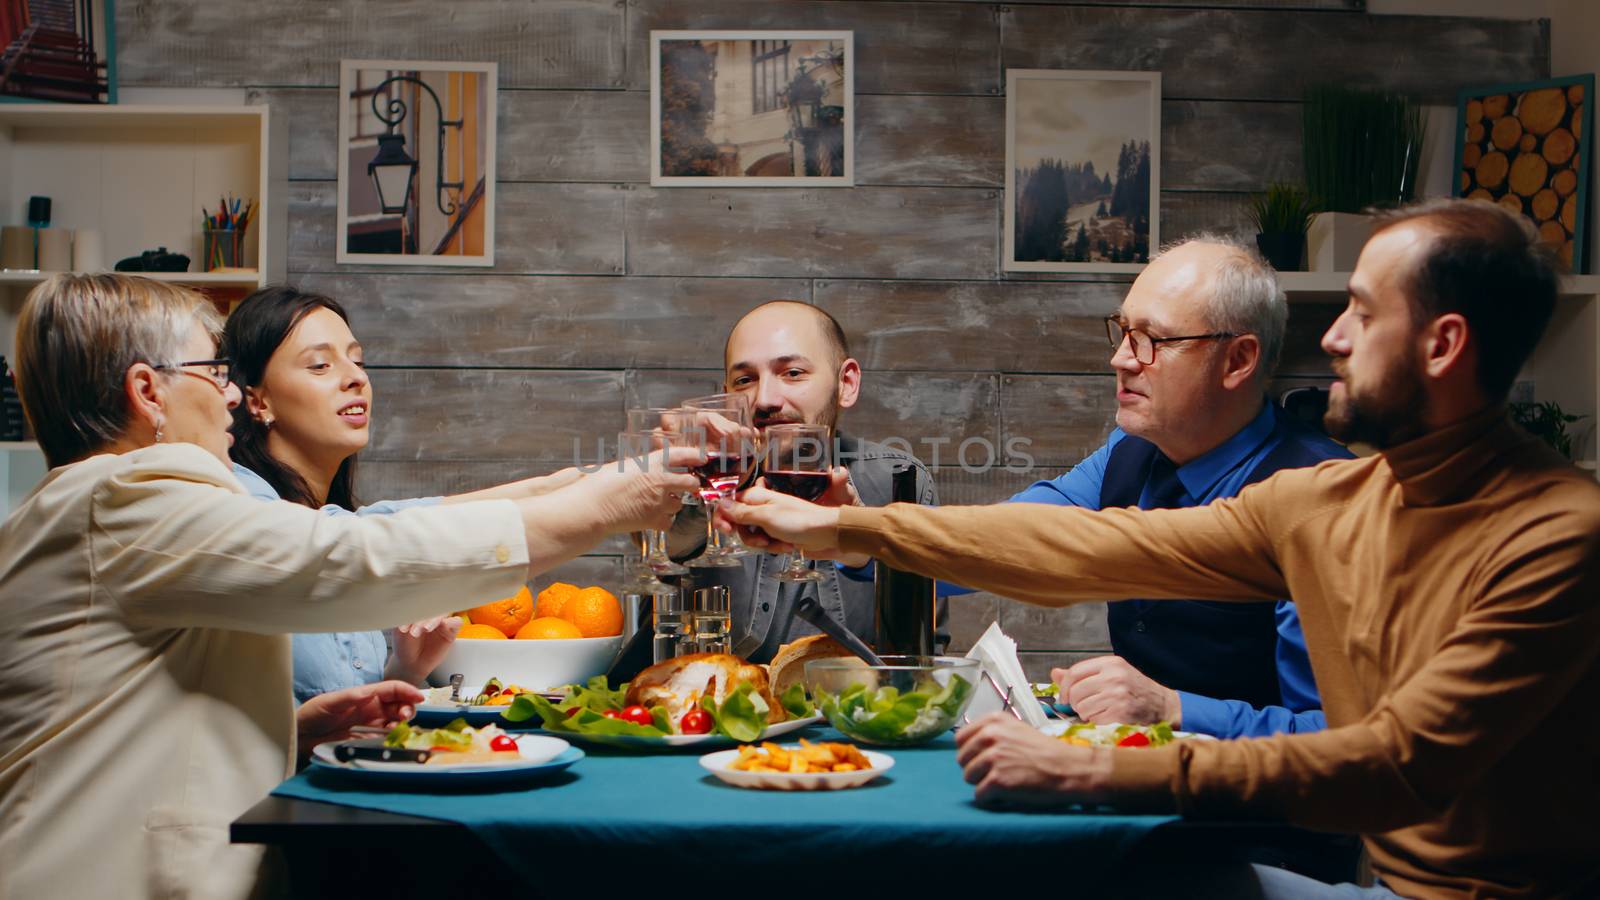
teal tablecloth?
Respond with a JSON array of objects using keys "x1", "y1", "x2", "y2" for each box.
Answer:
[{"x1": 272, "y1": 727, "x2": 1178, "y2": 891}]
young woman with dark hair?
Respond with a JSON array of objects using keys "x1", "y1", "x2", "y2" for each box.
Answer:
[{"x1": 223, "y1": 286, "x2": 584, "y2": 702}]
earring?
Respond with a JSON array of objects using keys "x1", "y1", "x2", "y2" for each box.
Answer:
[
  {"x1": 153, "y1": 420, "x2": 165, "y2": 444},
  {"x1": 264, "y1": 417, "x2": 274, "y2": 429}
]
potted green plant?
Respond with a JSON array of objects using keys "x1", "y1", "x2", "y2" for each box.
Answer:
[
  {"x1": 1303, "y1": 85, "x2": 1427, "y2": 271},
  {"x1": 1247, "y1": 183, "x2": 1318, "y2": 272},
  {"x1": 1510, "y1": 400, "x2": 1587, "y2": 460}
]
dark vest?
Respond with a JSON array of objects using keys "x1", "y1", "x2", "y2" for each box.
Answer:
[{"x1": 1100, "y1": 413, "x2": 1345, "y2": 709}]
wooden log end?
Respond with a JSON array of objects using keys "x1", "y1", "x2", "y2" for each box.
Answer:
[
  {"x1": 1530, "y1": 187, "x2": 1559, "y2": 221},
  {"x1": 1491, "y1": 116, "x2": 1523, "y2": 150},
  {"x1": 1507, "y1": 152, "x2": 1549, "y2": 198},
  {"x1": 1517, "y1": 88, "x2": 1567, "y2": 136}
]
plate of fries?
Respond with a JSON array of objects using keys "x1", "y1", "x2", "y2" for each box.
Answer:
[{"x1": 699, "y1": 740, "x2": 894, "y2": 791}]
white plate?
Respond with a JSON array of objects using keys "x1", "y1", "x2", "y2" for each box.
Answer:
[
  {"x1": 412, "y1": 687, "x2": 561, "y2": 728},
  {"x1": 309, "y1": 734, "x2": 580, "y2": 785},
  {"x1": 1038, "y1": 720, "x2": 1216, "y2": 743},
  {"x1": 556, "y1": 714, "x2": 825, "y2": 751},
  {"x1": 699, "y1": 746, "x2": 894, "y2": 791}
]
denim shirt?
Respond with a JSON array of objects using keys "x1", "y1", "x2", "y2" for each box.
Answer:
[{"x1": 230, "y1": 463, "x2": 442, "y2": 704}]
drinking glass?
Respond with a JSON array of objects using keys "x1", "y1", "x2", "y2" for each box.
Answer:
[
  {"x1": 618, "y1": 430, "x2": 699, "y2": 578},
  {"x1": 681, "y1": 397, "x2": 756, "y2": 568},
  {"x1": 652, "y1": 583, "x2": 694, "y2": 663},
  {"x1": 762, "y1": 423, "x2": 832, "y2": 582},
  {"x1": 692, "y1": 585, "x2": 732, "y2": 655}
]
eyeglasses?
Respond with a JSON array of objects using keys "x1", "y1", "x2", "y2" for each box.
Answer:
[
  {"x1": 155, "y1": 358, "x2": 233, "y2": 392},
  {"x1": 1104, "y1": 316, "x2": 1240, "y2": 366}
]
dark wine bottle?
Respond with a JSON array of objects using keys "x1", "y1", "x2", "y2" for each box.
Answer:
[{"x1": 872, "y1": 464, "x2": 935, "y2": 656}]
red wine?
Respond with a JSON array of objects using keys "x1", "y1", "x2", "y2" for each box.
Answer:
[
  {"x1": 765, "y1": 470, "x2": 829, "y2": 501},
  {"x1": 696, "y1": 453, "x2": 750, "y2": 495}
]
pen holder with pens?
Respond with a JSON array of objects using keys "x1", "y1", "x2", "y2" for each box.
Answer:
[{"x1": 202, "y1": 227, "x2": 243, "y2": 271}]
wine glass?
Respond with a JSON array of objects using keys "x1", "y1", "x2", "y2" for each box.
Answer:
[
  {"x1": 762, "y1": 423, "x2": 832, "y2": 583},
  {"x1": 681, "y1": 397, "x2": 756, "y2": 568},
  {"x1": 617, "y1": 429, "x2": 699, "y2": 579}
]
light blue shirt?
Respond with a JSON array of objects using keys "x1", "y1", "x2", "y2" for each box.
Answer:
[{"x1": 231, "y1": 463, "x2": 441, "y2": 704}]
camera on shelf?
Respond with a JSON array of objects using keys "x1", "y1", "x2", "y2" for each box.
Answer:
[{"x1": 113, "y1": 247, "x2": 190, "y2": 273}]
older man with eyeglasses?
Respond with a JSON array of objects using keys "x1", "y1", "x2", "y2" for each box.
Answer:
[{"x1": 941, "y1": 235, "x2": 1356, "y2": 877}]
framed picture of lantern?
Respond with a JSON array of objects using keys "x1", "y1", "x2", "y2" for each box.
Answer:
[
  {"x1": 336, "y1": 59, "x2": 497, "y2": 266},
  {"x1": 650, "y1": 31, "x2": 853, "y2": 186},
  {"x1": 1453, "y1": 75, "x2": 1592, "y2": 273}
]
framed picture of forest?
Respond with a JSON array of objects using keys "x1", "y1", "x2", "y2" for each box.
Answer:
[
  {"x1": 651, "y1": 31, "x2": 852, "y2": 186},
  {"x1": 1005, "y1": 69, "x2": 1160, "y2": 274},
  {"x1": 1453, "y1": 75, "x2": 1591, "y2": 273}
]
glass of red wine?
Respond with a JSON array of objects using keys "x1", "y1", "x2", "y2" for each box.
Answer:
[
  {"x1": 762, "y1": 423, "x2": 832, "y2": 583},
  {"x1": 682, "y1": 398, "x2": 756, "y2": 568}
]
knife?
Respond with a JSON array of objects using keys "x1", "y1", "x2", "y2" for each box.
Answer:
[{"x1": 334, "y1": 744, "x2": 432, "y2": 764}]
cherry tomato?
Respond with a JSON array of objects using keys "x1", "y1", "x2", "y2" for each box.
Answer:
[
  {"x1": 619, "y1": 705, "x2": 655, "y2": 727},
  {"x1": 489, "y1": 735, "x2": 518, "y2": 752},
  {"x1": 679, "y1": 708, "x2": 713, "y2": 735},
  {"x1": 1116, "y1": 731, "x2": 1151, "y2": 747},
  {"x1": 601, "y1": 709, "x2": 623, "y2": 719}
]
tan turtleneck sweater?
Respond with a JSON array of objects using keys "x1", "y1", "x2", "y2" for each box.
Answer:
[{"x1": 836, "y1": 408, "x2": 1600, "y2": 899}]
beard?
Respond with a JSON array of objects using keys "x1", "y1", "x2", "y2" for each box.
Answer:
[{"x1": 1324, "y1": 351, "x2": 1428, "y2": 449}]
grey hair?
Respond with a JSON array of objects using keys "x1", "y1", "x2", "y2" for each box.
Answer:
[
  {"x1": 1155, "y1": 232, "x2": 1288, "y2": 381},
  {"x1": 14, "y1": 274, "x2": 223, "y2": 466}
]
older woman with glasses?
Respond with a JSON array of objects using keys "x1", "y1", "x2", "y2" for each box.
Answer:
[{"x1": 0, "y1": 274, "x2": 698, "y2": 900}]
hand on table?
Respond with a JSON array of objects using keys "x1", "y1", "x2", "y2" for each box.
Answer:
[
  {"x1": 296, "y1": 680, "x2": 426, "y2": 761},
  {"x1": 955, "y1": 713, "x2": 1111, "y2": 809},
  {"x1": 386, "y1": 615, "x2": 462, "y2": 686},
  {"x1": 1054, "y1": 656, "x2": 1181, "y2": 727}
]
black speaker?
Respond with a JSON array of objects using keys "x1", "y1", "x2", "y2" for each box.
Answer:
[{"x1": 26, "y1": 196, "x2": 50, "y2": 228}]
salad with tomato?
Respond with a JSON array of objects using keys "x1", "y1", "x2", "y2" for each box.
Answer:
[
  {"x1": 502, "y1": 675, "x2": 816, "y2": 742},
  {"x1": 1056, "y1": 721, "x2": 1178, "y2": 748}
]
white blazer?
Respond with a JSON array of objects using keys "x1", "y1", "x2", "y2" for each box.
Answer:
[{"x1": 0, "y1": 444, "x2": 529, "y2": 899}]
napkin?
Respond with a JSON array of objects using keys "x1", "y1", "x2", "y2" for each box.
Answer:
[{"x1": 963, "y1": 622, "x2": 1048, "y2": 728}]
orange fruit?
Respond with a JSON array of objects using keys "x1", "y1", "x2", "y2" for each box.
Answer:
[
  {"x1": 459, "y1": 623, "x2": 509, "y2": 640},
  {"x1": 560, "y1": 586, "x2": 623, "y2": 638},
  {"x1": 535, "y1": 582, "x2": 581, "y2": 620},
  {"x1": 464, "y1": 586, "x2": 534, "y2": 638},
  {"x1": 454, "y1": 611, "x2": 473, "y2": 625},
  {"x1": 515, "y1": 617, "x2": 584, "y2": 640}
]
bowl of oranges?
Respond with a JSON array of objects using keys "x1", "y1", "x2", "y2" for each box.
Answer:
[{"x1": 430, "y1": 582, "x2": 625, "y2": 692}]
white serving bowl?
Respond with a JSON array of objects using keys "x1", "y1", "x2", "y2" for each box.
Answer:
[{"x1": 429, "y1": 634, "x2": 622, "y2": 692}]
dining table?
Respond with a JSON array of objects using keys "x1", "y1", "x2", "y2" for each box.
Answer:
[{"x1": 232, "y1": 724, "x2": 1341, "y2": 898}]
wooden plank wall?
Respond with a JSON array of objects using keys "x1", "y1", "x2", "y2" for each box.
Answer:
[{"x1": 119, "y1": 0, "x2": 1547, "y2": 677}]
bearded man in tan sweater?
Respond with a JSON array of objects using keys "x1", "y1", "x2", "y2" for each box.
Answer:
[{"x1": 724, "y1": 199, "x2": 1600, "y2": 899}]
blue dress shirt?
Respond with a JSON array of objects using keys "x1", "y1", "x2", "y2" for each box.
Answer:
[
  {"x1": 231, "y1": 463, "x2": 442, "y2": 704},
  {"x1": 1009, "y1": 402, "x2": 1332, "y2": 738}
]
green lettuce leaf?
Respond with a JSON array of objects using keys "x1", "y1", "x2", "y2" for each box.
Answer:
[
  {"x1": 703, "y1": 682, "x2": 769, "y2": 743},
  {"x1": 505, "y1": 692, "x2": 668, "y2": 738},
  {"x1": 780, "y1": 683, "x2": 815, "y2": 719}
]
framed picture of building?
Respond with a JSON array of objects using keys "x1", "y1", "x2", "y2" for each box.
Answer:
[
  {"x1": 336, "y1": 60, "x2": 497, "y2": 266},
  {"x1": 651, "y1": 31, "x2": 853, "y2": 187},
  {"x1": 1453, "y1": 74, "x2": 1591, "y2": 273},
  {"x1": 1005, "y1": 69, "x2": 1161, "y2": 274}
]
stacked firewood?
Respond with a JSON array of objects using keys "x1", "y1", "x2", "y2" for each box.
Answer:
[{"x1": 1459, "y1": 84, "x2": 1585, "y2": 270}]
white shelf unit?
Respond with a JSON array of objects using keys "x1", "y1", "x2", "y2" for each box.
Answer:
[
  {"x1": 0, "y1": 106, "x2": 286, "y2": 517},
  {"x1": 0, "y1": 104, "x2": 287, "y2": 369},
  {"x1": 1282, "y1": 272, "x2": 1600, "y2": 479}
]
